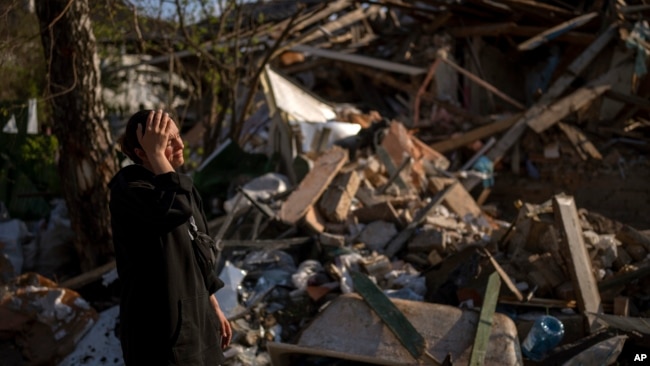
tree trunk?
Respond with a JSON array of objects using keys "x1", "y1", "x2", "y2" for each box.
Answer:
[{"x1": 35, "y1": 0, "x2": 118, "y2": 272}]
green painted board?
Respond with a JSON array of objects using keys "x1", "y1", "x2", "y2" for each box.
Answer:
[
  {"x1": 469, "y1": 270, "x2": 501, "y2": 366},
  {"x1": 350, "y1": 270, "x2": 425, "y2": 359}
]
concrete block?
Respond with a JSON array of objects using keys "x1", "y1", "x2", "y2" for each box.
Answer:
[{"x1": 289, "y1": 293, "x2": 522, "y2": 365}]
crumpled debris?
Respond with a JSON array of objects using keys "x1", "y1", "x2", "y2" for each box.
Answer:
[{"x1": 0, "y1": 273, "x2": 97, "y2": 365}]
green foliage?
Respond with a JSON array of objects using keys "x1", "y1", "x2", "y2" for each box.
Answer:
[
  {"x1": 0, "y1": 133, "x2": 60, "y2": 220},
  {"x1": 18, "y1": 135, "x2": 60, "y2": 183},
  {"x1": 0, "y1": 102, "x2": 60, "y2": 220}
]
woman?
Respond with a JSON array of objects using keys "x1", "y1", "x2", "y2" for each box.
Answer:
[{"x1": 109, "y1": 109, "x2": 232, "y2": 365}]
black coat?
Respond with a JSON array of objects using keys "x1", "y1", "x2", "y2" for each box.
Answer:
[{"x1": 108, "y1": 164, "x2": 225, "y2": 365}]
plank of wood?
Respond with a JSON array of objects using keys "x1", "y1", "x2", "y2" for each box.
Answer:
[
  {"x1": 546, "y1": 23, "x2": 618, "y2": 99},
  {"x1": 292, "y1": 45, "x2": 426, "y2": 75},
  {"x1": 514, "y1": 25, "x2": 595, "y2": 45},
  {"x1": 469, "y1": 271, "x2": 501, "y2": 366},
  {"x1": 527, "y1": 83, "x2": 611, "y2": 133},
  {"x1": 461, "y1": 24, "x2": 619, "y2": 191},
  {"x1": 482, "y1": 247, "x2": 524, "y2": 301},
  {"x1": 428, "y1": 177, "x2": 483, "y2": 219},
  {"x1": 517, "y1": 12, "x2": 598, "y2": 51},
  {"x1": 498, "y1": 24, "x2": 618, "y2": 154},
  {"x1": 498, "y1": 296, "x2": 577, "y2": 308},
  {"x1": 620, "y1": 4, "x2": 650, "y2": 13},
  {"x1": 499, "y1": 0, "x2": 574, "y2": 16},
  {"x1": 279, "y1": 146, "x2": 348, "y2": 224},
  {"x1": 553, "y1": 193, "x2": 604, "y2": 333},
  {"x1": 557, "y1": 122, "x2": 603, "y2": 160},
  {"x1": 350, "y1": 271, "x2": 441, "y2": 364},
  {"x1": 289, "y1": 5, "x2": 380, "y2": 48},
  {"x1": 58, "y1": 260, "x2": 116, "y2": 290},
  {"x1": 290, "y1": 0, "x2": 352, "y2": 32},
  {"x1": 448, "y1": 22, "x2": 595, "y2": 45},
  {"x1": 430, "y1": 114, "x2": 519, "y2": 153}
]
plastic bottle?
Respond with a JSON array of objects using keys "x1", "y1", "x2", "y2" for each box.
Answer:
[{"x1": 521, "y1": 315, "x2": 565, "y2": 361}]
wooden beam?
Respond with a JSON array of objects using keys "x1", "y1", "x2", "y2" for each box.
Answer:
[
  {"x1": 499, "y1": 0, "x2": 574, "y2": 15},
  {"x1": 619, "y1": 4, "x2": 650, "y2": 13},
  {"x1": 429, "y1": 114, "x2": 519, "y2": 153},
  {"x1": 553, "y1": 193, "x2": 604, "y2": 334},
  {"x1": 292, "y1": 45, "x2": 427, "y2": 75},
  {"x1": 284, "y1": 4, "x2": 381, "y2": 50},
  {"x1": 469, "y1": 271, "x2": 501, "y2": 366},
  {"x1": 263, "y1": 0, "x2": 352, "y2": 43},
  {"x1": 462, "y1": 23, "x2": 618, "y2": 191},
  {"x1": 546, "y1": 23, "x2": 618, "y2": 98},
  {"x1": 517, "y1": 12, "x2": 598, "y2": 51},
  {"x1": 429, "y1": 177, "x2": 483, "y2": 219},
  {"x1": 448, "y1": 22, "x2": 595, "y2": 45},
  {"x1": 527, "y1": 83, "x2": 611, "y2": 133},
  {"x1": 481, "y1": 247, "x2": 525, "y2": 301},
  {"x1": 58, "y1": 260, "x2": 116, "y2": 290},
  {"x1": 557, "y1": 122, "x2": 602, "y2": 160},
  {"x1": 279, "y1": 146, "x2": 348, "y2": 225},
  {"x1": 514, "y1": 26, "x2": 595, "y2": 45}
]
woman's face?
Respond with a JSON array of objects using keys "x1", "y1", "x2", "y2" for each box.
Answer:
[{"x1": 165, "y1": 123, "x2": 185, "y2": 168}]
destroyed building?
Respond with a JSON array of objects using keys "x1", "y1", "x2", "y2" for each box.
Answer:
[{"x1": 1, "y1": 0, "x2": 650, "y2": 365}]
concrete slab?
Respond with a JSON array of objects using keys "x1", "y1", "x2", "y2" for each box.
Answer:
[{"x1": 289, "y1": 293, "x2": 523, "y2": 365}]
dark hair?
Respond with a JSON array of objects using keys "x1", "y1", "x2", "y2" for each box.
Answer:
[{"x1": 118, "y1": 109, "x2": 151, "y2": 164}]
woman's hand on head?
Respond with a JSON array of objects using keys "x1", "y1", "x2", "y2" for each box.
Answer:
[
  {"x1": 137, "y1": 109, "x2": 173, "y2": 159},
  {"x1": 136, "y1": 109, "x2": 176, "y2": 174}
]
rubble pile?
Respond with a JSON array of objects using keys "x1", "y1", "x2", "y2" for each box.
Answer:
[{"x1": 1, "y1": 0, "x2": 650, "y2": 365}]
